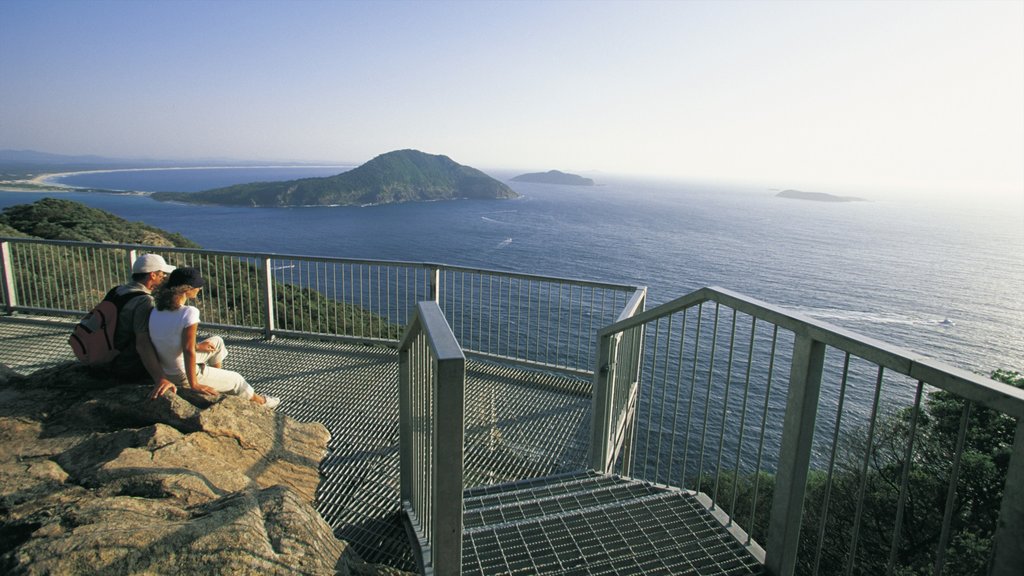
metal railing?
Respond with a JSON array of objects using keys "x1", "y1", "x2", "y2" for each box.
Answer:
[
  {"x1": 0, "y1": 238, "x2": 641, "y2": 375},
  {"x1": 436, "y1": 265, "x2": 644, "y2": 375},
  {"x1": 590, "y1": 286, "x2": 1024, "y2": 575},
  {"x1": 399, "y1": 301, "x2": 466, "y2": 576}
]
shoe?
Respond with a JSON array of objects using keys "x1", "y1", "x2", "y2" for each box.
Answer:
[{"x1": 263, "y1": 396, "x2": 281, "y2": 410}]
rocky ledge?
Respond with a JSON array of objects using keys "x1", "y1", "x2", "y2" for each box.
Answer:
[{"x1": 0, "y1": 363, "x2": 407, "y2": 575}]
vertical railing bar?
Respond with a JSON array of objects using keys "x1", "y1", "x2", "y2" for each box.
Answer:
[
  {"x1": 886, "y1": 379, "x2": 926, "y2": 575},
  {"x1": 359, "y1": 264, "x2": 366, "y2": 338},
  {"x1": 697, "y1": 302, "x2": 722, "y2": 485},
  {"x1": 643, "y1": 317, "x2": 662, "y2": 479},
  {"x1": 488, "y1": 274, "x2": 494, "y2": 354},
  {"x1": 68, "y1": 245, "x2": 81, "y2": 311},
  {"x1": 845, "y1": 365, "x2": 887, "y2": 576},
  {"x1": 654, "y1": 315, "x2": 671, "y2": 483},
  {"x1": 712, "y1": 308, "x2": 739, "y2": 506},
  {"x1": 933, "y1": 401, "x2": 973, "y2": 576},
  {"x1": 748, "y1": 324, "x2": 777, "y2": 544},
  {"x1": 813, "y1": 352, "x2": 853, "y2": 574},
  {"x1": 587, "y1": 287, "x2": 597, "y2": 369},
  {"x1": 668, "y1": 307, "x2": 688, "y2": 488},
  {"x1": 730, "y1": 316, "x2": 758, "y2": 519},
  {"x1": 516, "y1": 277, "x2": 523, "y2": 359},
  {"x1": 682, "y1": 302, "x2": 704, "y2": 485}
]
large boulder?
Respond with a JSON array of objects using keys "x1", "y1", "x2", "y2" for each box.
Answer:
[{"x1": 0, "y1": 362, "x2": 407, "y2": 575}]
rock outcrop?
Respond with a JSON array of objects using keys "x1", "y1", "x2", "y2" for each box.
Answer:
[{"x1": 0, "y1": 363, "x2": 406, "y2": 575}]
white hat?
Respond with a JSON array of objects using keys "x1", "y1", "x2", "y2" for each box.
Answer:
[{"x1": 132, "y1": 254, "x2": 176, "y2": 275}]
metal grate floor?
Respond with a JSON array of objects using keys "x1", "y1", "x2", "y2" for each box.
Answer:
[{"x1": 462, "y1": 474, "x2": 764, "y2": 576}]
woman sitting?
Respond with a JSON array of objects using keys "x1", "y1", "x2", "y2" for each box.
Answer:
[{"x1": 149, "y1": 267, "x2": 280, "y2": 409}]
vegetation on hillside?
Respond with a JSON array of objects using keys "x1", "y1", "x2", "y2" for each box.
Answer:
[
  {"x1": 151, "y1": 149, "x2": 519, "y2": 206},
  {"x1": 699, "y1": 369, "x2": 1021, "y2": 575},
  {"x1": 0, "y1": 198, "x2": 198, "y2": 247},
  {"x1": 1, "y1": 199, "x2": 399, "y2": 339}
]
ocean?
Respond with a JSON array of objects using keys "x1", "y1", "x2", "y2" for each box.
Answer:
[{"x1": 1, "y1": 166, "x2": 1021, "y2": 377}]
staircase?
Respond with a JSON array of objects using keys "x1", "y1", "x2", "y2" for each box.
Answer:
[{"x1": 460, "y1": 471, "x2": 765, "y2": 575}]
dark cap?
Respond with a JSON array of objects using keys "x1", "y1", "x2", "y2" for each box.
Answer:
[{"x1": 166, "y1": 267, "x2": 206, "y2": 289}]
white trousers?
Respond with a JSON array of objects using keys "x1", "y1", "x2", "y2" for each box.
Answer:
[{"x1": 173, "y1": 336, "x2": 254, "y2": 399}]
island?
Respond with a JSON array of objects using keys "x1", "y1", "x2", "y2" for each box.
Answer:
[
  {"x1": 511, "y1": 170, "x2": 594, "y2": 186},
  {"x1": 776, "y1": 189, "x2": 866, "y2": 203},
  {"x1": 150, "y1": 149, "x2": 518, "y2": 207}
]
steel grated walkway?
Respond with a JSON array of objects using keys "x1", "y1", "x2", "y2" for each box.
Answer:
[
  {"x1": 462, "y1": 472, "x2": 763, "y2": 575},
  {"x1": 1, "y1": 316, "x2": 762, "y2": 575}
]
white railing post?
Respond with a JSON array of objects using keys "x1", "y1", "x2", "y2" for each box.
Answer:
[
  {"x1": 765, "y1": 333, "x2": 826, "y2": 576},
  {"x1": 990, "y1": 418, "x2": 1024, "y2": 575},
  {"x1": 429, "y1": 265, "x2": 440, "y2": 304},
  {"x1": 262, "y1": 257, "x2": 276, "y2": 339},
  {"x1": 127, "y1": 248, "x2": 138, "y2": 274},
  {"x1": 1, "y1": 241, "x2": 16, "y2": 314}
]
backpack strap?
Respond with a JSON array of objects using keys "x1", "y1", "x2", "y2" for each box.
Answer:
[{"x1": 106, "y1": 288, "x2": 148, "y2": 308}]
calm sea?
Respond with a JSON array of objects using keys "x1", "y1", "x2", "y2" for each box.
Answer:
[{"x1": 1, "y1": 167, "x2": 1021, "y2": 378}]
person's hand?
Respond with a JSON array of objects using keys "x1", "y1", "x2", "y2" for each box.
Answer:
[
  {"x1": 196, "y1": 340, "x2": 217, "y2": 353},
  {"x1": 149, "y1": 378, "x2": 177, "y2": 400},
  {"x1": 190, "y1": 383, "x2": 220, "y2": 396}
]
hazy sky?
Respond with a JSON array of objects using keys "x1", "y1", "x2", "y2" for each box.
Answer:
[{"x1": 1, "y1": 0, "x2": 1022, "y2": 202}]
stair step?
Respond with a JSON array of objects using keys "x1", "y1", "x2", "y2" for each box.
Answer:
[
  {"x1": 462, "y1": 488, "x2": 763, "y2": 576},
  {"x1": 463, "y1": 469, "x2": 600, "y2": 500},
  {"x1": 464, "y1": 471, "x2": 631, "y2": 513},
  {"x1": 463, "y1": 479, "x2": 661, "y2": 530}
]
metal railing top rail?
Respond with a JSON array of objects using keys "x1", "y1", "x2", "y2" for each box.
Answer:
[
  {"x1": 600, "y1": 285, "x2": 1024, "y2": 419},
  {"x1": 0, "y1": 237, "x2": 642, "y2": 295},
  {"x1": 438, "y1": 261, "x2": 644, "y2": 293}
]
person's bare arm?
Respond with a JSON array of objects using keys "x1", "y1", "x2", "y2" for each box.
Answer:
[
  {"x1": 138, "y1": 335, "x2": 176, "y2": 399},
  {"x1": 182, "y1": 323, "x2": 218, "y2": 396}
]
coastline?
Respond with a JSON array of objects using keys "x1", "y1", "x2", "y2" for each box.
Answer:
[{"x1": 1, "y1": 164, "x2": 354, "y2": 194}]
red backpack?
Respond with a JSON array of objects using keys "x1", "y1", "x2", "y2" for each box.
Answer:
[{"x1": 69, "y1": 287, "x2": 145, "y2": 366}]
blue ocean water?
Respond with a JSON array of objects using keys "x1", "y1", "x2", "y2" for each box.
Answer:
[{"x1": 1, "y1": 167, "x2": 1021, "y2": 378}]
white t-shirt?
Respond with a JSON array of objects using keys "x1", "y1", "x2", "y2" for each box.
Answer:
[{"x1": 149, "y1": 305, "x2": 200, "y2": 377}]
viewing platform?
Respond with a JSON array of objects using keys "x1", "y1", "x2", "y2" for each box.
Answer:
[
  {"x1": 1, "y1": 238, "x2": 1021, "y2": 575},
  {"x1": 0, "y1": 318, "x2": 759, "y2": 574}
]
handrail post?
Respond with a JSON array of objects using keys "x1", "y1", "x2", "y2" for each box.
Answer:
[
  {"x1": 399, "y1": 302, "x2": 465, "y2": 576},
  {"x1": 990, "y1": 418, "x2": 1024, "y2": 575},
  {"x1": 262, "y1": 257, "x2": 276, "y2": 339},
  {"x1": 434, "y1": 339, "x2": 465, "y2": 575},
  {"x1": 398, "y1": 315, "x2": 415, "y2": 506},
  {"x1": 590, "y1": 331, "x2": 617, "y2": 472},
  {"x1": 127, "y1": 248, "x2": 138, "y2": 273},
  {"x1": 1, "y1": 241, "x2": 16, "y2": 315},
  {"x1": 429, "y1": 265, "x2": 440, "y2": 304},
  {"x1": 765, "y1": 333, "x2": 825, "y2": 576}
]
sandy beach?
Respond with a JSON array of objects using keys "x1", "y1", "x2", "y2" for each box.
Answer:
[{"x1": 0, "y1": 172, "x2": 76, "y2": 192}]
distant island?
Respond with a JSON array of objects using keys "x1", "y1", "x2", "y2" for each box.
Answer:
[
  {"x1": 511, "y1": 170, "x2": 594, "y2": 186},
  {"x1": 151, "y1": 149, "x2": 518, "y2": 207},
  {"x1": 776, "y1": 189, "x2": 866, "y2": 203}
]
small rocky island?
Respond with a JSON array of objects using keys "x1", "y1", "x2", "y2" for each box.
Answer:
[
  {"x1": 152, "y1": 149, "x2": 518, "y2": 207},
  {"x1": 776, "y1": 189, "x2": 866, "y2": 203},
  {"x1": 511, "y1": 170, "x2": 594, "y2": 186}
]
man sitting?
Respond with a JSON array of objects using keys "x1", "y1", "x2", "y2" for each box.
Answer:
[{"x1": 103, "y1": 253, "x2": 176, "y2": 397}]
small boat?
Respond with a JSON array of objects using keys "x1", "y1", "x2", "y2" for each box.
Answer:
[{"x1": 939, "y1": 318, "x2": 955, "y2": 327}]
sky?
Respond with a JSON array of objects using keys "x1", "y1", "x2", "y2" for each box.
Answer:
[{"x1": 1, "y1": 0, "x2": 1022, "y2": 204}]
